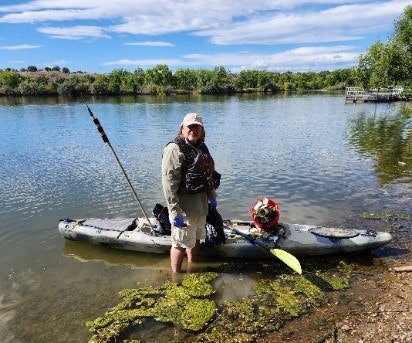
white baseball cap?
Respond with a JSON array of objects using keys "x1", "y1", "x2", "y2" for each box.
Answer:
[{"x1": 182, "y1": 113, "x2": 203, "y2": 127}]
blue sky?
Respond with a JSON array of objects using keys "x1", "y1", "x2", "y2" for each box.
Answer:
[{"x1": 0, "y1": 1, "x2": 410, "y2": 73}]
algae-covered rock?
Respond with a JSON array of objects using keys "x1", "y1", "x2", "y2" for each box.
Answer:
[
  {"x1": 362, "y1": 211, "x2": 412, "y2": 221},
  {"x1": 179, "y1": 298, "x2": 217, "y2": 331},
  {"x1": 181, "y1": 272, "x2": 216, "y2": 297},
  {"x1": 86, "y1": 263, "x2": 355, "y2": 343},
  {"x1": 86, "y1": 272, "x2": 219, "y2": 342},
  {"x1": 196, "y1": 261, "x2": 355, "y2": 343},
  {"x1": 256, "y1": 278, "x2": 302, "y2": 317},
  {"x1": 152, "y1": 274, "x2": 218, "y2": 331}
]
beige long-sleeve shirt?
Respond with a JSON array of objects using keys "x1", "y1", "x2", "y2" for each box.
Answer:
[{"x1": 161, "y1": 142, "x2": 216, "y2": 219}]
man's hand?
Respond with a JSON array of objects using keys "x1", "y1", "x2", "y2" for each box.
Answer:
[
  {"x1": 173, "y1": 216, "x2": 184, "y2": 228},
  {"x1": 208, "y1": 198, "x2": 217, "y2": 210}
]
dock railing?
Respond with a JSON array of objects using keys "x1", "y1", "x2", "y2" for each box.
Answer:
[
  {"x1": 345, "y1": 86, "x2": 405, "y2": 103},
  {"x1": 345, "y1": 87, "x2": 365, "y2": 102}
]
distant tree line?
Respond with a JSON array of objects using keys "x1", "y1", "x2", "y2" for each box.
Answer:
[
  {"x1": 0, "y1": 5, "x2": 410, "y2": 97},
  {"x1": 0, "y1": 65, "x2": 359, "y2": 96}
]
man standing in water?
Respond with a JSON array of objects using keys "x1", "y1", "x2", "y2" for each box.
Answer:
[{"x1": 161, "y1": 113, "x2": 218, "y2": 273}]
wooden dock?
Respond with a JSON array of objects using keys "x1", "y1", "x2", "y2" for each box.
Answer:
[{"x1": 345, "y1": 86, "x2": 405, "y2": 103}]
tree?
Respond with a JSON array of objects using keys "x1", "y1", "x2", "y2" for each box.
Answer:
[
  {"x1": 90, "y1": 75, "x2": 109, "y2": 95},
  {"x1": 145, "y1": 64, "x2": 172, "y2": 87},
  {"x1": 391, "y1": 5, "x2": 412, "y2": 87},
  {"x1": 120, "y1": 71, "x2": 138, "y2": 94},
  {"x1": 57, "y1": 80, "x2": 76, "y2": 96},
  {"x1": 393, "y1": 5, "x2": 412, "y2": 53},
  {"x1": 106, "y1": 69, "x2": 128, "y2": 94},
  {"x1": 212, "y1": 66, "x2": 228, "y2": 88},
  {"x1": 133, "y1": 67, "x2": 146, "y2": 93},
  {"x1": 0, "y1": 70, "x2": 22, "y2": 89},
  {"x1": 175, "y1": 68, "x2": 197, "y2": 91},
  {"x1": 235, "y1": 70, "x2": 258, "y2": 90},
  {"x1": 194, "y1": 69, "x2": 214, "y2": 90},
  {"x1": 358, "y1": 42, "x2": 391, "y2": 88},
  {"x1": 357, "y1": 5, "x2": 412, "y2": 88}
]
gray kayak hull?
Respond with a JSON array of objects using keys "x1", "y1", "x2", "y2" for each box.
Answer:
[{"x1": 58, "y1": 217, "x2": 392, "y2": 258}]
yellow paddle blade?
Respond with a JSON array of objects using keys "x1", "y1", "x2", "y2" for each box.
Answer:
[{"x1": 270, "y1": 248, "x2": 302, "y2": 274}]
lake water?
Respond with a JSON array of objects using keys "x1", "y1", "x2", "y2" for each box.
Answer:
[{"x1": 0, "y1": 93, "x2": 411, "y2": 342}]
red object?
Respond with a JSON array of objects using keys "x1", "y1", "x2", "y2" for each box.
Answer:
[{"x1": 251, "y1": 198, "x2": 280, "y2": 230}]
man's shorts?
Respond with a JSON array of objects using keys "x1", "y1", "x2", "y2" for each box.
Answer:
[{"x1": 170, "y1": 215, "x2": 206, "y2": 249}]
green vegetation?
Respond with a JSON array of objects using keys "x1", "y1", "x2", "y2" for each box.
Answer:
[
  {"x1": 358, "y1": 5, "x2": 412, "y2": 89},
  {"x1": 85, "y1": 262, "x2": 355, "y2": 343},
  {"x1": 362, "y1": 211, "x2": 412, "y2": 221},
  {"x1": 0, "y1": 6, "x2": 410, "y2": 97},
  {"x1": 0, "y1": 65, "x2": 357, "y2": 96},
  {"x1": 86, "y1": 272, "x2": 219, "y2": 343},
  {"x1": 196, "y1": 261, "x2": 354, "y2": 343}
]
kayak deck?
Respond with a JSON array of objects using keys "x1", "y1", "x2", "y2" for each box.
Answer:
[{"x1": 58, "y1": 217, "x2": 392, "y2": 258}]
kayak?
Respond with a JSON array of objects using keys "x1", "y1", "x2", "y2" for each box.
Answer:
[
  {"x1": 58, "y1": 216, "x2": 392, "y2": 258},
  {"x1": 63, "y1": 112, "x2": 392, "y2": 259}
]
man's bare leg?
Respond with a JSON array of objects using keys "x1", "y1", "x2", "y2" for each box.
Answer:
[
  {"x1": 170, "y1": 246, "x2": 185, "y2": 273},
  {"x1": 186, "y1": 239, "x2": 200, "y2": 263}
]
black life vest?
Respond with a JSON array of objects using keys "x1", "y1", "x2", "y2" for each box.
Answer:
[{"x1": 174, "y1": 136, "x2": 216, "y2": 194}]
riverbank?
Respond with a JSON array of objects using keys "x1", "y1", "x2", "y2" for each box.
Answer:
[
  {"x1": 258, "y1": 265, "x2": 411, "y2": 342},
  {"x1": 258, "y1": 216, "x2": 412, "y2": 343}
]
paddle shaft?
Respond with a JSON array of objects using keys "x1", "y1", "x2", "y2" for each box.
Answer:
[
  {"x1": 228, "y1": 224, "x2": 302, "y2": 274},
  {"x1": 86, "y1": 105, "x2": 152, "y2": 230},
  {"x1": 229, "y1": 226, "x2": 273, "y2": 251}
]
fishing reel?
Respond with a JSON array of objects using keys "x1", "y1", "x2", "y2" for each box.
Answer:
[{"x1": 251, "y1": 197, "x2": 280, "y2": 231}]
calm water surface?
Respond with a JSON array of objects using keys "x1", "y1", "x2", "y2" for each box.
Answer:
[{"x1": 0, "y1": 93, "x2": 411, "y2": 342}]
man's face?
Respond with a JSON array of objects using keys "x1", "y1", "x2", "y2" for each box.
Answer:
[{"x1": 182, "y1": 124, "x2": 203, "y2": 144}]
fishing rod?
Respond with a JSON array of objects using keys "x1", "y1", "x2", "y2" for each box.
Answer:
[{"x1": 86, "y1": 104, "x2": 153, "y2": 231}]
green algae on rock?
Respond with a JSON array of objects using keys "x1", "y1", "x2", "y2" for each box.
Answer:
[
  {"x1": 152, "y1": 282, "x2": 216, "y2": 331},
  {"x1": 85, "y1": 263, "x2": 355, "y2": 343},
  {"x1": 195, "y1": 262, "x2": 355, "y2": 343},
  {"x1": 180, "y1": 272, "x2": 217, "y2": 297},
  {"x1": 86, "y1": 272, "x2": 219, "y2": 343},
  {"x1": 362, "y1": 211, "x2": 412, "y2": 221}
]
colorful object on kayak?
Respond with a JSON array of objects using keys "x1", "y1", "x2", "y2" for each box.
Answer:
[{"x1": 251, "y1": 197, "x2": 280, "y2": 230}]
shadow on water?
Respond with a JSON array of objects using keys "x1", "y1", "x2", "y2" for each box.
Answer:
[{"x1": 63, "y1": 240, "x2": 171, "y2": 269}]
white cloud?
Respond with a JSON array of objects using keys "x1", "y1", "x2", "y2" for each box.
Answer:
[
  {"x1": 196, "y1": 1, "x2": 410, "y2": 45},
  {"x1": 124, "y1": 41, "x2": 174, "y2": 47},
  {"x1": 101, "y1": 58, "x2": 183, "y2": 66},
  {"x1": 0, "y1": 9, "x2": 99, "y2": 23},
  {"x1": 37, "y1": 25, "x2": 111, "y2": 40},
  {"x1": 0, "y1": 1, "x2": 408, "y2": 43},
  {"x1": 0, "y1": 1, "x2": 409, "y2": 72},
  {"x1": 102, "y1": 45, "x2": 360, "y2": 71},
  {"x1": 0, "y1": 44, "x2": 41, "y2": 50},
  {"x1": 185, "y1": 46, "x2": 360, "y2": 71}
]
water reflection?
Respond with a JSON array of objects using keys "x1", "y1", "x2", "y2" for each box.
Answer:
[{"x1": 347, "y1": 104, "x2": 412, "y2": 185}]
